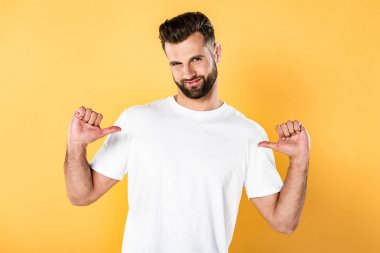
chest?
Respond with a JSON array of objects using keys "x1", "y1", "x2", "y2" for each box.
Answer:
[{"x1": 127, "y1": 118, "x2": 249, "y2": 186}]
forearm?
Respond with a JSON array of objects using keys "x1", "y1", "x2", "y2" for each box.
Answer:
[
  {"x1": 273, "y1": 156, "x2": 309, "y2": 233},
  {"x1": 64, "y1": 142, "x2": 94, "y2": 205}
]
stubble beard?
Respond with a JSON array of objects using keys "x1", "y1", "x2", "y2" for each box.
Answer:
[{"x1": 173, "y1": 60, "x2": 218, "y2": 100}]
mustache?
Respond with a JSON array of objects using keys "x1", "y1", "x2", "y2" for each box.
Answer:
[{"x1": 182, "y1": 76, "x2": 204, "y2": 83}]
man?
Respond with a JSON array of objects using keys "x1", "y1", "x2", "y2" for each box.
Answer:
[{"x1": 64, "y1": 11, "x2": 310, "y2": 253}]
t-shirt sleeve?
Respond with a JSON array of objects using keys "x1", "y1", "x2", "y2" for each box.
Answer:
[
  {"x1": 244, "y1": 126, "x2": 284, "y2": 199},
  {"x1": 88, "y1": 109, "x2": 131, "y2": 180}
]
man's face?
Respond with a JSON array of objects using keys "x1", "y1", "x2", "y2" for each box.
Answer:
[{"x1": 164, "y1": 32, "x2": 219, "y2": 99}]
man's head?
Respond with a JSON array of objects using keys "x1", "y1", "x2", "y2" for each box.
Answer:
[{"x1": 159, "y1": 12, "x2": 221, "y2": 99}]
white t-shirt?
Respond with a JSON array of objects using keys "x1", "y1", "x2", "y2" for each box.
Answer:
[{"x1": 89, "y1": 96, "x2": 283, "y2": 253}]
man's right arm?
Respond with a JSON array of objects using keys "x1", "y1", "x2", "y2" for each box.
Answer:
[{"x1": 64, "y1": 106, "x2": 121, "y2": 206}]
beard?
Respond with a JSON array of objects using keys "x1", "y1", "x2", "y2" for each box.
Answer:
[{"x1": 173, "y1": 60, "x2": 218, "y2": 99}]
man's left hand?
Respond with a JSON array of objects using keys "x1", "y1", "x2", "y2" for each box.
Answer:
[{"x1": 258, "y1": 120, "x2": 310, "y2": 161}]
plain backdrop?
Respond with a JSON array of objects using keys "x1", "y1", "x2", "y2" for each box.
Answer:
[{"x1": 0, "y1": 1, "x2": 379, "y2": 252}]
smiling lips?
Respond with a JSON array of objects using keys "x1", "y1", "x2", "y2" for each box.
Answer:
[{"x1": 185, "y1": 78, "x2": 202, "y2": 87}]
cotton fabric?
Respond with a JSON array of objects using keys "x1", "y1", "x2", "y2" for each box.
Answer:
[{"x1": 89, "y1": 96, "x2": 283, "y2": 253}]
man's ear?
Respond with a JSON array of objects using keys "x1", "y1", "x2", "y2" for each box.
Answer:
[{"x1": 214, "y1": 42, "x2": 222, "y2": 63}]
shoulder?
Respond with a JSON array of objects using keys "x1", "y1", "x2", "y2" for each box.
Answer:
[
  {"x1": 117, "y1": 97, "x2": 168, "y2": 121},
  {"x1": 226, "y1": 105, "x2": 268, "y2": 140}
]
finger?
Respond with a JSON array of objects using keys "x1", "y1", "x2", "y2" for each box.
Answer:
[
  {"x1": 88, "y1": 112, "x2": 98, "y2": 125},
  {"x1": 286, "y1": 121, "x2": 296, "y2": 135},
  {"x1": 100, "y1": 126, "x2": 122, "y2": 138},
  {"x1": 83, "y1": 108, "x2": 93, "y2": 123},
  {"x1": 275, "y1": 125, "x2": 285, "y2": 139},
  {"x1": 75, "y1": 106, "x2": 86, "y2": 119},
  {"x1": 258, "y1": 141, "x2": 279, "y2": 152},
  {"x1": 94, "y1": 113, "x2": 103, "y2": 127},
  {"x1": 293, "y1": 120, "x2": 300, "y2": 132},
  {"x1": 281, "y1": 123, "x2": 291, "y2": 137}
]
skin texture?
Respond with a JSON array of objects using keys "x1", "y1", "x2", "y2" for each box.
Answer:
[
  {"x1": 164, "y1": 32, "x2": 223, "y2": 111},
  {"x1": 253, "y1": 121, "x2": 310, "y2": 234},
  {"x1": 64, "y1": 107, "x2": 120, "y2": 205},
  {"x1": 64, "y1": 30, "x2": 310, "y2": 235}
]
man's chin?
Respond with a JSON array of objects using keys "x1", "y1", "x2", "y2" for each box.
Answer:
[
  {"x1": 186, "y1": 85, "x2": 204, "y2": 94},
  {"x1": 187, "y1": 85, "x2": 202, "y2": 91},
  {"x1": 175, "y1": 80, "x2": 209, "y2": 99}
]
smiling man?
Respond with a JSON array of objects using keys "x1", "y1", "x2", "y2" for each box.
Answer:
[
  {"x1": 64, "y1": 12, "x2": 310, "y2": 253},
  {"x1": 166, "y1": 32, "x2": 218, "y2": 100}
]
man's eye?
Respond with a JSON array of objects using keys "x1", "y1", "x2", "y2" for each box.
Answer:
[
  {"x1": 192, "y1": 57, "x2": 201, "y2": 62},
  {"x1": 171, "y1": 63, "x2": 180, "y2": 67}
]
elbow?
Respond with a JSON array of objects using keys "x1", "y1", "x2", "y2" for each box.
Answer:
[
  {"x1": 274, "y1": 221, "x2": 299, "y2": 235},
  {"x1": 69, "y1": 198, "x2": 92, "y2": 206},
  {"x1": 67, "y1": 192, "x2": 94, "y2": 206},
  {"x1": 277, "y1": 227, "x2": 297, "y2": 235}
]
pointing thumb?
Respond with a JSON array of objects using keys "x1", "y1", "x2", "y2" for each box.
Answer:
[
  {"x1": 257, "y1": 141, "x2": 278, "y2": 151},
  {"x1": 101, "y1": 126, "x2": 122, "y2": 137}
]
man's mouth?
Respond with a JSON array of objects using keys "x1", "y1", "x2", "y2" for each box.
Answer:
[{"x1": 185, "y1": 78, "x2": 202, "y2": 87}]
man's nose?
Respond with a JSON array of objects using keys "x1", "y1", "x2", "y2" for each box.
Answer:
[{"x1": 183, "y1": 64, "x2": 196, "y2": 79}]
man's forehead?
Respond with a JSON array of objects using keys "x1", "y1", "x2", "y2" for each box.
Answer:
[{"x1": 164, "y1": 32, "x2": 210, "y2": 60}]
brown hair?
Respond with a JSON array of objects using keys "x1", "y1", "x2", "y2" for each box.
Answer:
[{"x1": 158, "y1": 12, "x2": 215, "y2": 51}]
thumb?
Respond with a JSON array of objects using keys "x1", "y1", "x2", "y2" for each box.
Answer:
[
  {"x1": 100, "y1": 126, "x2": 122, "y2": 137},
  {"x1": 257, "y1": 141, "x2": 279, "y2": 151}
]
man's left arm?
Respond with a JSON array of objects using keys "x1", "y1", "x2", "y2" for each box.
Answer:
[{"x1": 250, "y1": 120, "x2": 310, "y2": 234}]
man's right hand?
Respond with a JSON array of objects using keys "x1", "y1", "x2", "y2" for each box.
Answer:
[{"x1": 68, "y1": 106, "x2": 122, "y2": 146}]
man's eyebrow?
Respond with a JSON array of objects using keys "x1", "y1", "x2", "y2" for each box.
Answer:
[
  {"x1": 169, "y1": 60, "x2": 182, "y2": 65},
  {"x1": 189, "y1": 54, "x2": 205, "y2": 61},
  {"x1": 169, "y1": 54, "x2": 206, "y2": 65}
]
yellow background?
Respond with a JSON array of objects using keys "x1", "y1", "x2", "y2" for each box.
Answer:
[{"x1": 1, "y1": 0, "x2": 379, "y2": 252}]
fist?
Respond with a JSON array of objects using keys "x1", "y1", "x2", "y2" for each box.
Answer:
[
  {"x1": 258, "y1": 120, "x2": 310, "y2": 160},
  {"x1": 68, "y1": 106, "x2": 121, "y2": 146}
]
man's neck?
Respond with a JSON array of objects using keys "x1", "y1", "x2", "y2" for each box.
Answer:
[{"x1": 174, "y1": 88, "x2": 223, "y2": 111}]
